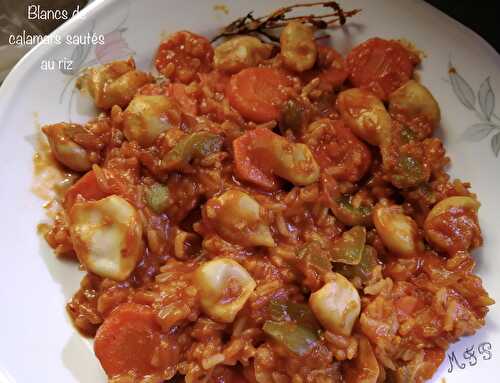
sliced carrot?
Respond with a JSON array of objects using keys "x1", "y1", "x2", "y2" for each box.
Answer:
[
  {"x1": 94, "y1": 303, "x2": 161, "y2": 378},
  {"x1": 226, "y1": 67, "x2": 294, "y2": 123},
  {"x1": 63, "y1": 170, "x2": 108, "y2": 210},
  {"x1": 233, "y1": 129, "x2": 280, "y2": 191},
  {"x1": 166, "y1": 83, "x2": 198, "y2": 115},
  {"x1": 346, "y1": 38, "x2": 420, "y2": 100}
]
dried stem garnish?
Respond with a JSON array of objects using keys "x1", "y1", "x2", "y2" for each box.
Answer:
[{"x1": 211, "y1": 1, "x2": 361, "y2": 42}]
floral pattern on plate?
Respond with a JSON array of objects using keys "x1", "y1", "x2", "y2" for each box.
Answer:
[{"x1": 449, "y1": 62, "x2": 500, "y2": 156}]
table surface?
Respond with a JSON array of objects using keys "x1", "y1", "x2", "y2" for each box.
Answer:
[{"x1": 425, "y1": 0, "x2": 499, "y2": 53}]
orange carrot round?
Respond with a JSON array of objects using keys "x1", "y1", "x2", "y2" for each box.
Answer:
[
  {"x1": 94, "y1": 303, "x2": 161, "y2": 378},
  {"x1": 346, "y1": 37, "x2": 419, "y2": 100},
  {"x1": 226, "y1": 67, "x2": 293, "y2": 123},
  {"x1": 63, "y1": 170, "x2": 108, "y2": 210},
  {"x1": 233, "y1": 129, "x2": 280, "y2": 191}
]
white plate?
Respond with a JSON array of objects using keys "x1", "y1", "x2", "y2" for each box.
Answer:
[{"x1": 0, "y1": 0, "x2": 499, "y2": 382}]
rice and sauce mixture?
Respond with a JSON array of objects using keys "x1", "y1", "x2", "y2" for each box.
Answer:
[{"x1": 39, "y1": 15, "x2": 493, "y2": 383}]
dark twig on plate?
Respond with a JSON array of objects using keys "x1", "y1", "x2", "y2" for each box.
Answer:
[{"x1": 211, "y1": 1, "x2": 361, "y2": 42}]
